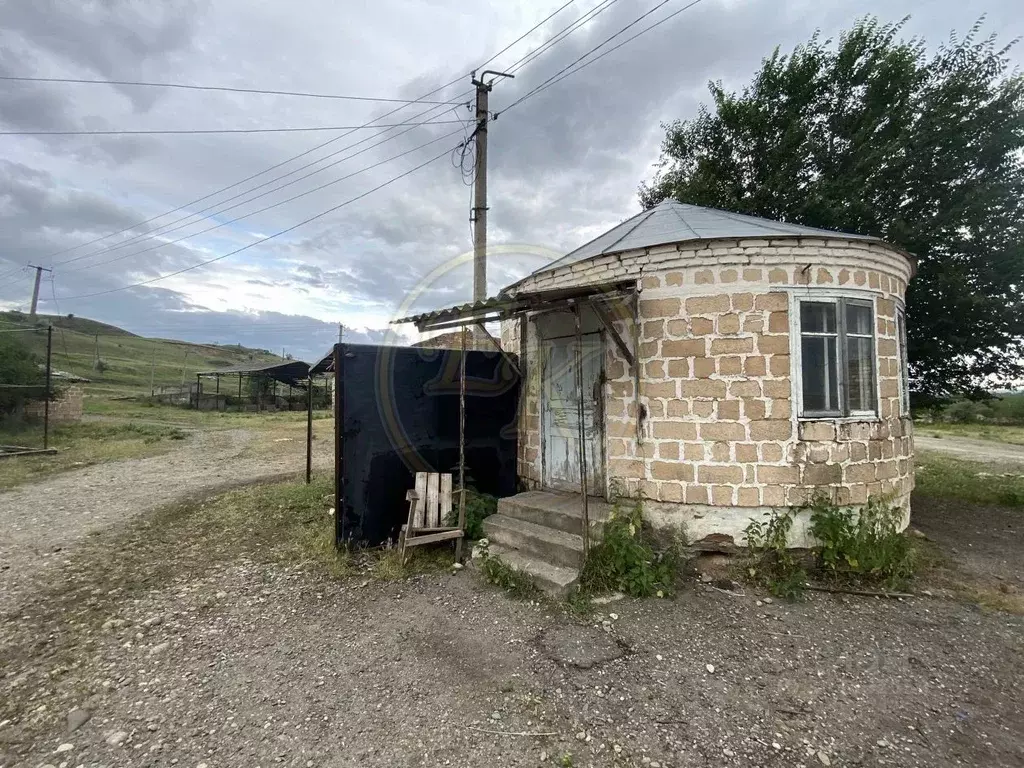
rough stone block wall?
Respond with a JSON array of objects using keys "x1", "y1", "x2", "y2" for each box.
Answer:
[
  {"x1": 500, "y1": 317, "x2": 541, "y2": 487},
  {"x1": 22, "y1": 384, "x2": 84, "y2": 424},
  {"x1": 511, "y1": 237, "x2": 915, "y2": 541}
]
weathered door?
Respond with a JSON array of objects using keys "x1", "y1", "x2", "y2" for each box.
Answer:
[{"x1": 541, "y1": 333, "x2": 603, "y2": 494}]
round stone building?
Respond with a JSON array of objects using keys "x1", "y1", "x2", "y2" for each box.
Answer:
[{"x1": 498, "y1": 200, "x2": 915, "y2": 549}]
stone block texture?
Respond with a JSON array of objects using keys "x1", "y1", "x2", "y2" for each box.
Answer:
[
  {"x1": 503, "y1": 237, "x2": 915, "y2": 542},
  {"x1": 22, "y1": 384, "x2": 84, "y2": 424}
]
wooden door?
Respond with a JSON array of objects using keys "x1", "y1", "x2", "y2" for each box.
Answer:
[{"x1": 541, "y1": 333, "x2": 604, "y2": 494}]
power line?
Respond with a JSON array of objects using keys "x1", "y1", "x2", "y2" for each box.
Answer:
[
  {"x1": 49, "y1": 99, "x2": 468, "y2": 267},
  {"x1": 506, "y1": 0, "x2": 621, "y2": 76},
  {"x1": 43, "y1": 95, "x2": 470, "y2": 265},
  {"x1": 517, "y1": 0, "x2": 710, "y2": 103},
  {"x1": 476, "y1": 0, "x2": 577, "y2": 70},
  {"x1": 1, "y1": 119, "x2": 467, "y2": 136},
  {"x1": 453, "y1": 1, "x2": 618, "y2": 186},
  {"x1": 0, "y1": 75, "x2": 464, "y2": 105},
  {"x1": 502, "y1": 0, "x2": 707, "y2": 114},
  {"x1": 58, "y1": 105, "x2": 466, "y2": 268},
  {"x1": 55, "y1": 144, "x2": 455, "y2": 301},
  {"x1": 49, "y1": 9, "x2": 608, "y2": 272},
  {"x1": 37, "y1": 6, "x2": 603, "y2": 269},
  {"x1": 60, "y1": 128, "x2": 464, "y2": 275}
]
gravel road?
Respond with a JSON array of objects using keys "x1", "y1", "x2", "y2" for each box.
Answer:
[
  {"x1": 0, "y1": 428, "x2": 327, "y2": 613},
  {"x1": 915, "y1": 435, "x2": 1024, "y2": 464}
]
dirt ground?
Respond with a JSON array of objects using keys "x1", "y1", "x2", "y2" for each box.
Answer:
[
  {"x1": 1, "y1": 432, "x2": 1022, "y2": 767},
  {"x1": 915, "y1": 435, "x2": 1024, "y2": 464},
  {"x1": 0, "y1": 426, "x2": 331, "y2": 614}
]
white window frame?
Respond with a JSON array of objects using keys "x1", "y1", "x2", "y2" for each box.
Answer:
[
  {"x1": 897, "y1": 305, "x2": 910, "y2": 416},
  {"x1": 790, "y1": 291, "x2": 880, "y2": 421}
]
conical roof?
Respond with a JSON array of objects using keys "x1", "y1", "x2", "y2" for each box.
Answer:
[{"x1": 534, "y1": 199, "x2": 877, "y2": 277}]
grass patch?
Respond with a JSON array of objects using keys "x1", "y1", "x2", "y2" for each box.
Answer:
[
  {"x1": 0, "y1": 420, "x2": 191, "y2": 489},
  {"x1": 83, "y1": 398, "x2": 331, "y2": 428},
  {"x1": 479, "y1": 555, "x2": 542, "y2": 600},
  {"x1": 916, "y1": 451, "x2": 1024, "y2": 507},
  {"x1": 920, "y1": 422, "x2": 1024, "y2": 446}
]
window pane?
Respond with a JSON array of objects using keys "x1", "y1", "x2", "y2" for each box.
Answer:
[
  {"x1": 801, "y1": 302, "x2": 836, "y2": 333},
  {"x1": 845, "y1": 335, "x2": 875, "y2": 412},
  {"x1": 802, "y1": 336, "x2": 839, "y2": 412},
  {"x1": 897, "y1": 310, "x2": 910, "y2": 414},
  {"x1": 845, "y1": 302, "x2": 873, "y2": 335}
]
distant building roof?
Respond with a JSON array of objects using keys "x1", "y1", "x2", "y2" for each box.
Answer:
[
  {"x1": 411, "y1": 328, "x2": 494, "y2": 351},
  {"x1": 523, "y1": 199, "x2": 884, "y2": 281}
]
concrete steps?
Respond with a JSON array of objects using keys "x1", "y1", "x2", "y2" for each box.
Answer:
[
  {"x1": 497, "y1": 490, "x2": 612, "y2": 535},
  {"x1": 481, "y1": 491, "x2": 615, "y2": 597},
  {"x1": 485, "y1": 544, "x2": 580, "y2": 596}
]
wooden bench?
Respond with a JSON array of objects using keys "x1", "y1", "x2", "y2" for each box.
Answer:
[{"x1": 400, "y1": 471, "x2": 463, "y2": 561}]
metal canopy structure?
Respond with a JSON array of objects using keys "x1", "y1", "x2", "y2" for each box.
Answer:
[
  {"x1": 195, "y1": 359, "x2": 311, "y2": 387},
  {"x1": 391, "y1": 278, "x2": 643, "y2": 562},
  {"x1": 392, "y1": 280, "x2": 639, "y2": 332}
]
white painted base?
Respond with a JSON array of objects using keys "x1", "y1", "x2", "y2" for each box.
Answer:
[{"x1": 643, "y1": 495, "x2": 912, "y2": 550}]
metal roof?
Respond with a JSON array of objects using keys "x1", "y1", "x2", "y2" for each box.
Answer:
[
  {"x1": 196, "y1": 359, "x2": 311, "y2": 386},
  {"x1": 529, "y1": 200, "x2": 881, "y2": 278},
  {"x1": 195, "y1": 360, "x2": 308, "y2": 376}
]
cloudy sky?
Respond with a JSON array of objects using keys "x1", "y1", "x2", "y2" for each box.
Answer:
[{"x1": 1, "y1": 0, "x2": 1021, "y2": 360}]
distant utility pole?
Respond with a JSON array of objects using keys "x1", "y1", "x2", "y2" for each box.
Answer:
[
  {"x1": 470, "y1": 70, "x2": 513, "y2": 302},
  {"x1": 338, "y1": 324, "x2": 344, "y2": 344},
  {"x1": 27, "y1": 264, "x2": 52, "y2": 317}
]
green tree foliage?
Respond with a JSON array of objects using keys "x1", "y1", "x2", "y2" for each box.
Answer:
[
  {"x1": 640, "y1": 17, "x2": 1024, "y2": 399},
  {"x1": 0, "y1": 334, "x2": 47, "y2": 417}
]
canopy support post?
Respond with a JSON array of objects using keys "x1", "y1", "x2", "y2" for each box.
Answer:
[
  {"x1": 573, "y1": 300, "x2": 590, "y2": 560},
  {"x1": 455, "y1": 324, "x2": 467, "y2": 563}
]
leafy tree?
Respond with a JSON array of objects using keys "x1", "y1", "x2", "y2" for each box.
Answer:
[
  {"x1": 640, "y1": 17, "x2": 1024, "y2": 399},
  {"x1": 0, "y1": 334, "x2": 47, "y2": 417}
]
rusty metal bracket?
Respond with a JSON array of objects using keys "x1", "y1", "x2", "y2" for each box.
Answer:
[{"x1": 589, "y1": 298, "x2": 636, "y2": 370}]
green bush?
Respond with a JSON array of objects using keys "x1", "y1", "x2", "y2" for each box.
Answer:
[
  {"x1": 743, "y1": 496, "x2": 916, "y2": 599},
  {"x1": 744, "y1": 508, "x2": 808, "y2": 599},
  {"x1": 0, "y1": 335, "x2": 48, "y2": 417},
  {"x1": 942, "y1": 399, "x2": 994, "y2": 423},
  {"x1": 445, "y1": 488, "x2": 497, "y2": 540},
  {"x1": 580, "y1": 500, "x2": 677, "y2": 598},
  {"x1": 989, "y1": 392, "x2": 1024, "y2": 424},
  {"x1": 809, "y1": 497, "x2": 915, "y2": 589}
]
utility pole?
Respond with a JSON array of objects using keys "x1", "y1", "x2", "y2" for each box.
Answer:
[
  {"x1": 470, "y1": 71, "x2": 513, "y2": 302},
  {"x1": 338, "y1": 324, "x2": 344, "y2": 344},
  {"x1": 27, "y1": 264, "x2": 52, "y2": 318}
]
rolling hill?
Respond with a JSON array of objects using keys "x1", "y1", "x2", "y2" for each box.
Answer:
[{"x1": 0, "y1": 311, "x2": 285, "y2": 398}]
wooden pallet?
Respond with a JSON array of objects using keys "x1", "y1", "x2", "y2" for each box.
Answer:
[{"x1": 400, "y1": 471, "x2": 463, "y2": 561}]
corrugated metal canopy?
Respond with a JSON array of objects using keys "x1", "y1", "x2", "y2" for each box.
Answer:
[
  {"x1": 196, "y1": 359, "x2": 311, "y2": 386},
  {"x1": 532, "y1": 200, "x2": 883, "y2": 278},
  {"x1": 308, "y1": 350, "x2": 335, "y2": 376},
  {"x1": 391, "y1": 280, "x2": 637, "y2": 331}
]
